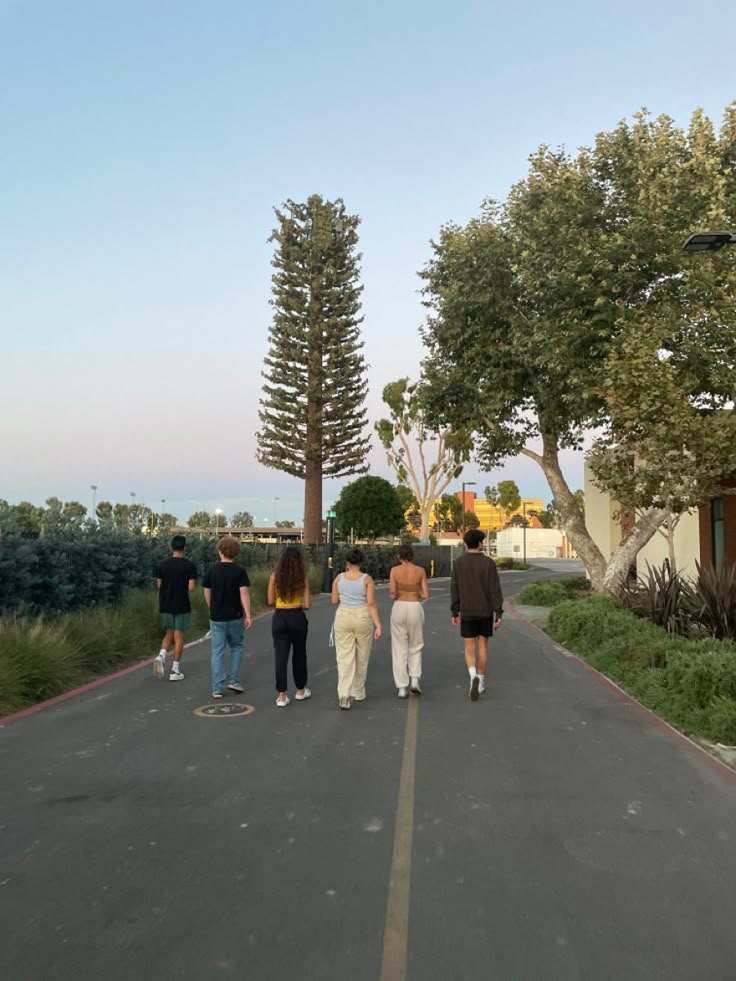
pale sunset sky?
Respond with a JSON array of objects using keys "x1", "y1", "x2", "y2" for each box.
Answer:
[{"x1": 2, "y1": 0, "x2": 735, "y2": 524}]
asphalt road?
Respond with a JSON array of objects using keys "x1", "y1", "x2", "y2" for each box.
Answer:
[{"x1": 2, "y1": 560, "x2": 736, "y2": 981}]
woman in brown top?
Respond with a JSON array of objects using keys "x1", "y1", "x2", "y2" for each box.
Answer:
[{"x1": 389, "y1": 544, "x2": 429, "y2": 698}]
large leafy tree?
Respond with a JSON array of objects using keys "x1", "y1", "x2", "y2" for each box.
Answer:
[
  {"x1": 187, "y1": 510, "x2": 214, "y2": 529},
  {"x1": 375, "y1": 378, "x2": 468, "y2": 542},
  {"x1": 335, "y1": 476, "x2": 405, "y2": 540},
  {"x1": 434, "y1": 493, "x2": 463, "y2": 532},
  {"x1": 230, "y1": 511, "x2": 254, "y2": 528},
  {"x1": 257, "y1": 195, "x2": 371, "y2": 543},
  {"x1": 485, "y1": 480, "x2": 521, "y2": 528},
  {"x1": 421, "y1": 105, "x2": 736, "y2": 593}
]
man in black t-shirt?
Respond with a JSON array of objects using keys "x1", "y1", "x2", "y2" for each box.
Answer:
[
  {"x1": 202, "y1": 536, "x2": 252, "y2": 698},
  {"x1": 154, "y1": 534, "x2": 197, "y2": 682}
]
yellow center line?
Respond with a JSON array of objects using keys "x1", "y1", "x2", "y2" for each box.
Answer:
[{"x1": 380, "y1": 694, "x2": 419, "y2": 981}]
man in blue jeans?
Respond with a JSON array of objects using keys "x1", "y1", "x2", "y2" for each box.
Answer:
[{"x1": 202, "y1": 536, "x2": 252, "y2": 698}]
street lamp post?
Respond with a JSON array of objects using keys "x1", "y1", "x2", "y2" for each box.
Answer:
[
  {"x1": 90, "y1": 485, "x2": 97, "y2": 523},
  {"x1": 273, "y1": 496, "x2": 280, "y2": 526},
  {"x1": 130, "y1": 492, "x2": 136, "y2": 531},
  {"x1": 215, "y1": 508, "x2": 223, "y2": 533},
  {"x1": 522, "y1": 501, "x2": 527, "y2": 565},
  {"x1": 322, "y1": 509, "x2": 337, "y2": 593},
  {"x1": 461, "y1": 480, "x2": 476, "y2": 539}
]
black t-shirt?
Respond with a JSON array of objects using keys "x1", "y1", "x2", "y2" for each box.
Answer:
[
  {"x1": 156, "y1": 556, "x2": 198, "y2": 614},
  {"x1": 202, "y1": 562, "x2": 251, "y2": 621}
]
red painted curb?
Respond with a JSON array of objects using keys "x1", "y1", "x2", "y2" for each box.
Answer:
[{"x1": 507, "y1": 599, "x2": 736, "y2": 786}]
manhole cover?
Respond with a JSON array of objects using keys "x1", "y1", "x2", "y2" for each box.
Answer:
[{"x1": 193, "y1": 703, "x2": 255, "y2": 718}]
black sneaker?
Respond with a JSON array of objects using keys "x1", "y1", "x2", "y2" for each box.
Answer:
[{"x1": 470, "y1": 677, "x2": 480, "y2": 702}]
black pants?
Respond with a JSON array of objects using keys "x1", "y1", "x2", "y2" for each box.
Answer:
[{"x1": 272, "y1": 608, "x2": 309, "y2": 692}]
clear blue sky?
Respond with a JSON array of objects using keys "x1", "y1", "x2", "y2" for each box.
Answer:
[{"x1": 2, "y1": 0, "x2": 735, "y2": 524}]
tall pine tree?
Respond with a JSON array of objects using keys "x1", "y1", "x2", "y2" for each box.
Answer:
[{"x1": 257, "y1": 195, "x2": 371, "y2": 542}]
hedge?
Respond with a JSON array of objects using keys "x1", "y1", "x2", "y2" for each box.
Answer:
[{"x1": 547, "y1": 596, "x2": 736, "y2": 745}]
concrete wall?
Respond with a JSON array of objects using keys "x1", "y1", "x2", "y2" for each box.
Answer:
[
  {"x1": 583, "y1": 460, "x2": 622, "y2": 559},
  {"x1": 584, "y1": 461, "x2": 707, "y2": 578},
  {"x1": 636, "y1": 510, "x2": 701, "y2": 576}
]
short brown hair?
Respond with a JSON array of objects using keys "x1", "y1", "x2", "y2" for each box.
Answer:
[
  {"x1": 218, "y1": 536, "x2": 241, "y2": 560},
  {"x1": 397, "y1": 544, "x2": 414, "y2": 562}
]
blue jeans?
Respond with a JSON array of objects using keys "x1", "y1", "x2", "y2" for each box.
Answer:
[{"x1": 210, "y1": 619, "x2": 245, "y2": 693}]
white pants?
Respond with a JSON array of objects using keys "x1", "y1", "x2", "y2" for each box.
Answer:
[{"x1": 390, "y1": 601, "x2": 425, "y2": 687}]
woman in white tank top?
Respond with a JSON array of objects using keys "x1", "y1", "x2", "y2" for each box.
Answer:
[{"x1": 331, "y1": 548, "x2": 382, "y2": 710}]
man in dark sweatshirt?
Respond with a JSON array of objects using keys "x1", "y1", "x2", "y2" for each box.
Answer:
[{"x1": 450, "y1": 528, "x2": 504, "y2": 701}]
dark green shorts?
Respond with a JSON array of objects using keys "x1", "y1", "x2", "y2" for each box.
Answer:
[{"x1": 160, "y1": 612, "x2": 191, "y2": 632}]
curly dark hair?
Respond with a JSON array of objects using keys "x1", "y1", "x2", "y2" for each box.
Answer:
[{"x1": 274, "y1": 546, "x2": 306, "y2": 601}]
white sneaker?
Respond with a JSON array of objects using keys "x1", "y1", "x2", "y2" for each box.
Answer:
[
  {"x1": 398, "y1": 687, "x2": 409, "y2": 699},
  {"x1": 169, "y1": 669, "x2": 184, "y2": 682},
  {"x1": 478, "y1": 679, "x2": 486, "y2": 695},
  {"x1": 295, "y1": 688, "x2": 311, "y2": 700},
  {"x1": 469, "y1": 676, "x2": 480, "y2": 701},
  {"x1": 276, "y1": 695, "x2": 290, "y2": 707},
  {"x1": 409, "y1": 678, "x2": 422, "y2": 695},
  {"x1": 153, "y1": 655, "x2": 165, "y2": 679}
]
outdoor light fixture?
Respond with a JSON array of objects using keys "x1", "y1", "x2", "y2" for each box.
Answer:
[{"x1": 682, "y1": 231, "x2": 736, "y2": 253}]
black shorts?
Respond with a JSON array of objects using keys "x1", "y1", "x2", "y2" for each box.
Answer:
[{"x1": 460, "y1": 617, "x2": 494, "y2": 638}]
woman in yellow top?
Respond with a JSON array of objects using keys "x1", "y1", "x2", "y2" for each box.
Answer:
[
  {"x1": 389, "y1": 544, "x2": 429, "y2": 698},
  {"x1": 267, "y1": 546, "x2": 311, "y2": 707}
]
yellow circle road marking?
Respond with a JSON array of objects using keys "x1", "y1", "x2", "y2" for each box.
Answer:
[{"x1": 193, "y1": 703, "x2": 255, "y2": 718}]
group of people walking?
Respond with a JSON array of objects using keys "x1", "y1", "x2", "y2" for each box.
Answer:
[{"x1": 154, "y1": 529, "x2": 504, "y2": 705}]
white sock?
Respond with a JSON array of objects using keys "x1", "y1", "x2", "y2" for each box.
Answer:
[
  {"x1": 172, "y1": 661, "x2": 181, "y2": 673},
  {"x1": 468, "y1": 666, "x2": 477, "y2": 679},
  {"x1": 158, "y1": 649, "x2": 167, "y2": 659},
  {"x1": 478, "y1": 674, "x2": 485, "y2": 684}
]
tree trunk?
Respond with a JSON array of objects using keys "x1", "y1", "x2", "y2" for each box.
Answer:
[
  {"x1": 599, "y1": 508, "x2": 666, "y2": 594},
  {"x1": 303, "y1": 457, "x2": 322, "y2": 544},
  {"x1": 522, "y1": 433, "x2": 666, "y2": 597},
  {"x1": 666, "y1": 513, "x2": 677, "y2": 573},
  {"x1": 419, "y1": 502, "x2": 432, "y2": 543},
  {"x1": 303, "y1": 365, "x2": 323, "y2": 543},
  {"x1": 526, "y1": 435, "x2": 608, "y2": 588}
]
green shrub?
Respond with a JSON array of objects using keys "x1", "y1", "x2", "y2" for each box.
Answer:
[
  {"x1": 684, "y1": 561, "x2": 736, "y2": 641},
  {"x1": 0, "y1": 618, "x2": 85, "y2": 712},
  {"x1": 547, "y1": 596, "x2": 736, "y2": 744},
  {"x1": 518, "y1": 580, "x2": 569, "y2": 607},
  {"x1": 624, "y1": 561, "x2": 691, "y2": 636}
]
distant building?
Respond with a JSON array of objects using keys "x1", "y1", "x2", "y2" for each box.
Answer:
[
  {"x1": 496, "y1": 527, "x2": 576, "y2": 560},
  {"x1": 457, "y1": 491, "x2": 545, "y2": 534},
  {"x1": 173, "y1": 525, "x2": 305, "y2": 544}
]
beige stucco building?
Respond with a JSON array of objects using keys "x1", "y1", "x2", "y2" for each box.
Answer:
[{"x1": 584, "y1": 460, "x2": 735, "y2": 576}]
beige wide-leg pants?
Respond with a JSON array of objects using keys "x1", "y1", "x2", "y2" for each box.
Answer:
[
  {"x1": 334, "y1": 605, "x2": 374, "y2": 700},
  {"x1": 390, "y1": 600, "x2": 425, "y2": 688}
]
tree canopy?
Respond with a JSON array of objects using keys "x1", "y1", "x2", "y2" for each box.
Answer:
[
  {"x1": 421, "y1": 105, "x2": 736, "y2": 592},
  {"x1": 257, "y1": 195, "x2": 371, "y2": 542},
  {"x1": 334, "y1": 476, "x2": 406, "y2": 540},
  {"x1": 230, "y1": 511, "x2": 254, "y2": 528},
  {"x1": 375, "y1": 377, "x2": 468, "y2": 542},
  {"x1": 485, "y1": 481, "x2": 521, "y2": 526}
]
